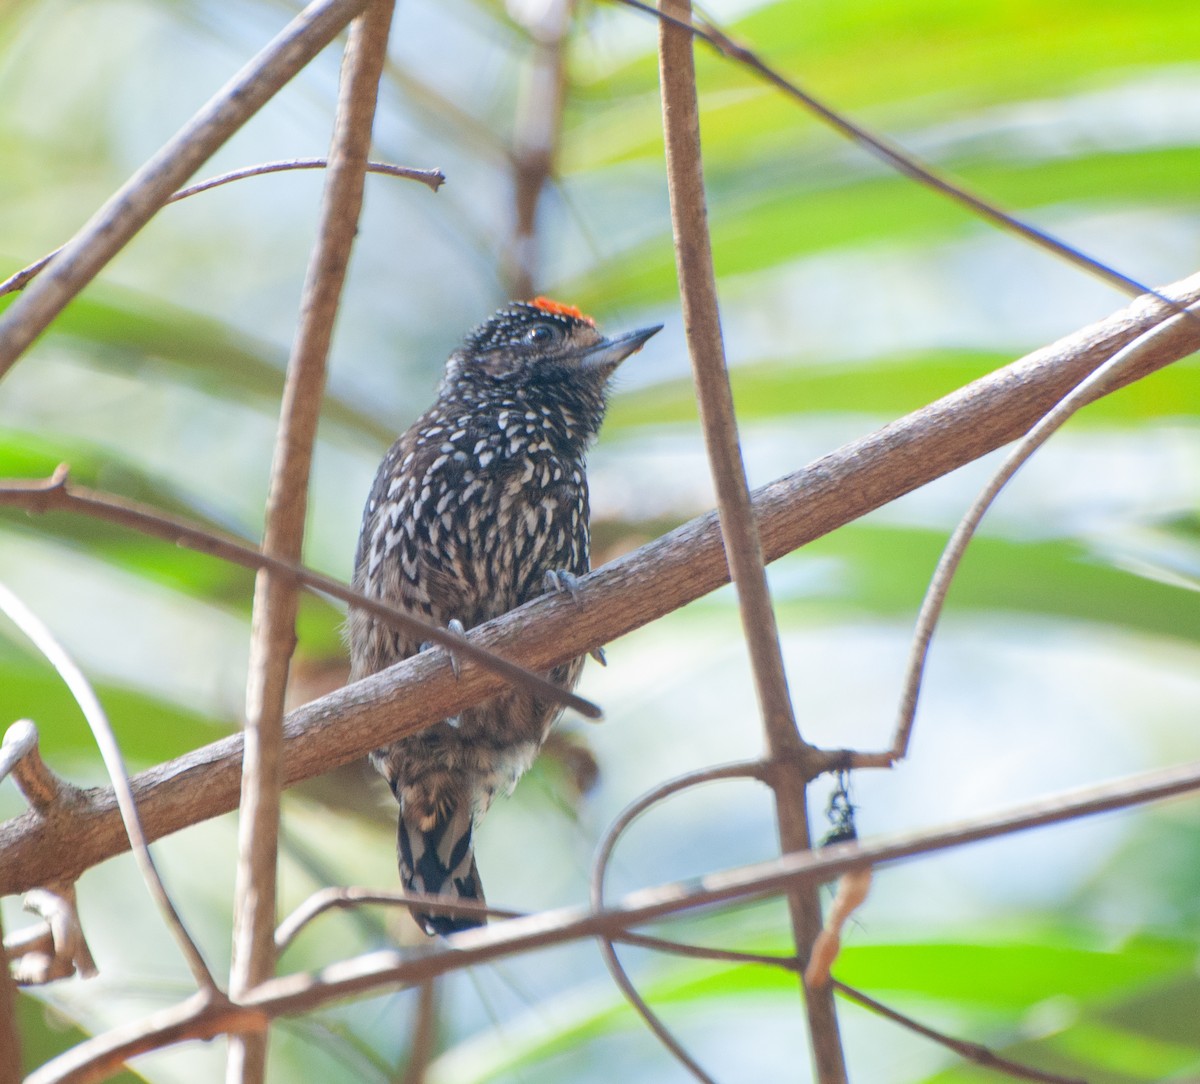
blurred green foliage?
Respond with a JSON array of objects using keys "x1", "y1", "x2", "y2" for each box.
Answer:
[{"x1": 0, "y1": 0, "x2": 1198, "y2": 1080}]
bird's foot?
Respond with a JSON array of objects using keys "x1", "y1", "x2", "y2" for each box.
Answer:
[
  {"x1": 543, "y1": 568, "x2": 582, "y2": 603},
  {"x1": 421, "y1": 618, "x2": 467, "y2": 681},
  {"x1": 542, "y1": 570, "x2": 606, "y2": 666}
]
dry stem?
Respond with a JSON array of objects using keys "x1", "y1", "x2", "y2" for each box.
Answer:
[
  {"x1": 0, "y1": 160, "x2": 442, "y2": 299},
  {"x1": 227, "y1": 4, "x2": 395, "y2": 1081},
  {"x1": 0, "y1": 588, "x2": 214, "y2": 991},
  {"x1": 0, "y1": 469, "x2": 597, "y2": 719},
  {"x1": 894, "y1": 300, "x2": 1200, "y2": 757},
  {"x1": 26, "y1": 757, "x2": 1200, "y2": 1084},
  {"x1": 657, "y1": 1, "x2": 844, "y2": 1076},
  {"x1": 616, "y1": 0, "x2": 1180, "y2": 311}
]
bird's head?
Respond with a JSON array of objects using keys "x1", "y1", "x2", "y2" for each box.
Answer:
[{"x1": 447, "y1": 297, "x2": 661, "y2": 388}]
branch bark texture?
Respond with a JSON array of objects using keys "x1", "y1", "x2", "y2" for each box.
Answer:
[{"x1": 0, "y1": 273, "x2": 1197, "y2": 897}]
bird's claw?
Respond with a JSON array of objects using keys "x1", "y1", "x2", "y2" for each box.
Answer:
[
  {"x1": 543, "y1": 571, "x2": 606, "y2": 666},
  {"x1": 543, "y1": 568, "x2": 583, "y2": 604},
  {"x1": 446, "y1": 618, "x2": 466, "y2": 680},
  {"x1": 421, "y1": 618, "x2": 467, "y2": 681}
]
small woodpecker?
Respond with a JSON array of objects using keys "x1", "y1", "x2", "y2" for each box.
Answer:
[{"x1": 348, "y1": 298, "x2": 661, "y2": 935}]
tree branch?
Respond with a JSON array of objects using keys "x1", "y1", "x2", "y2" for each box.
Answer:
[
  {"x1": 0, "y1": 468, "x2": 598, "y2": 719},
  {"x1": 227, "y1": 4, "x2": 394, "y2": 1081},
  {"x1": 26, "y1": 757, "x2": 1200, "y2": 1084},
  {"x1": 613, "y1": 0, "x2": 1188, "y2": 315},
  {"x1": 0, "y1": 160, "x2": 442, "y2": 300},
  {"x1": 0, "y1": 0, "x2": 371, "y2": 375},
  {"x1": 1, "y1": 272, "x2": 1197, "y2": 896}
]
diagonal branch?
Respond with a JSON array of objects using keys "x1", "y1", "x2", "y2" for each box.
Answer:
[
  {"x1": 26, "y1": 757, "x2": 1200, "y2": 1084},
  {"x1": 1, "y1": 271, "x2": 1197, "y2": 897},
  {"x1": 0, "y1": 468, "x2": 598, "y2": 719},
  {"x1": 0, "y1": 0, "x2": 371, "y2": 376},
  {"x1": 614, "y1": 0, "x2": 1189, "y2": 316}
]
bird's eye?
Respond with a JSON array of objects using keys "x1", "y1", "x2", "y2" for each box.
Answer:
[{"x1": 525, "y1": 323, "x2": 556, "y2": 346}]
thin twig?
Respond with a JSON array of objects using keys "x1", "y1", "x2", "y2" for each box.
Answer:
[
  {"x1": 893, "y1": 300, "x2": 1200, "y2": 759},
  {"x1": 27, "y1": 757, "x2": 1200, "y2": 1084},
  {"x1": 0, "y1": 159, "x2": 442, "y2": 299},
  {"x1": 275, "y1": 889, "x2": 519, "y2": 956},
  {"x1": 3, "y1": 272, "x2": 1199, "y2": 895},
  {"x1": 595, "y1": 930, "x2": 1084, "y2": 1084},
  {"x1": 656, "y1": 1, "x2": 845, "y2": 1077},
  {"x1": 0, "y1": 467, "x2": 599, "y2": 718},
  {"x1": 400, "y1": 981, "x2": 438, "y2": 1084},
  {"x1": 0, "y1": 584, "x2": 217, "y2": 992},
  {"x1": 0, "y1": 0, "x2": 372, "y2": 376},
  {"x1": 504, "y1": 0, "x2": 574, "y2": 297},
  {"x1": 830, "y1": 982, "x2": 1086, "y2": 1084},
  {"x1": 228, "y1": 5, "x2": 395, "y2": 1082},
  {"x1": 615, "y1": 0, "x2": 1189, "y2": 318},
  {"x1": 273, "y1": 885, "x2": 1075, "y2": 1084},
  {"x1": 590, "y1": 760, "x2": 768, "y2": 1083}
]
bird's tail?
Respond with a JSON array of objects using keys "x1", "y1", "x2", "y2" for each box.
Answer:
[{"x1": 397, "y1": 801, "x2": 486, "y2": 936}]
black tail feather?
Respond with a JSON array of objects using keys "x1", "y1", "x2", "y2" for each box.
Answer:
[{"x1": 398, "y1": 803, "x2": 486, "y2": 936}]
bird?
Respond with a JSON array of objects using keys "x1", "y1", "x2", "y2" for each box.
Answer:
[{"x1": 348, "y1": 297, "x2": 661, "y2": 935}]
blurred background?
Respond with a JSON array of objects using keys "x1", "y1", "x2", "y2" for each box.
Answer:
[{"x1": 1, "y1": 0, "x2": 1199, "y2": 1080}]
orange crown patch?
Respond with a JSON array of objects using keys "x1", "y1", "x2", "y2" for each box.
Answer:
[{"x1": 530, "y1": 296, "x2": 595, "y2": 326}]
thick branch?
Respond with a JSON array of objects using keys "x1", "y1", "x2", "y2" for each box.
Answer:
[
  {"x1": 1, "y1": 273, "x2": 1198, "y2": 896},
  {"x1": 0, "y1": 0, "x2": 370, "y2": 375}
]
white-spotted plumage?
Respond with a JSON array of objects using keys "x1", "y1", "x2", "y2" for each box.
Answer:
[{"x1": 348, "y1": 299, "x2": 660, "y2": 936}]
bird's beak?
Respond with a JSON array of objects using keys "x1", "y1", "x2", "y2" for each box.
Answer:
[{"x1": 579, "y1": 324, "x2": 663, "y2": 371}]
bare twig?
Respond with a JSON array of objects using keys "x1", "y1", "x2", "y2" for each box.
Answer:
[
  {"x1": 170, "y1": 158, "x2": 443, "y2": 201},
  {"x1": 504, "y1": 0, "x2": 574, "y2": 297},
  {"x1": 0, "y1": 586, "x2": 216, "y2": 991},
  {"x1": 27, "y1": 758, "x2": 1200, "y2": 1084},
  {"x1": 275, "y1": 889, "x2": 518, "y2": 956},
  {"x1": 894, "y1": 300, "x2": 1200, "y2": 759},
  {"x1": 0, "y1": 0, "x2": 372, "y2": 376},
  {"x1": 591, "y1": 761, "x2": 766, "y2": 1083},
  {"x1": 227, "y1": 5, "x2": 395, "y2": 1081},
  {"x1": 274, "y1": 886, "x2": 1076, "y2": 1084},
  {"x1": 656, "y1": 1, "x2": 845, "y2": 1077},
  {"x1": 615, "y1": 0, "x2": 1187, "y2": 316},
  {"x1": 0, "y1": 159, "x2": 442, "y2": 299},
  {"x1": 0, "y1": 469, "x2": 599, "y2": 719},
  {"x1": 3, "y1": 271, "x2": 1198, "y2": 894},
  {"x1": 400, "y1": 981, "x2": 438, "y2": 1084},
  {"x1": 593, "y1": 932, "x2": 1084, "y2": 1084},
  {"x1": 830, "y1": 983, "x2": 1085, "y2": 1084}
]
